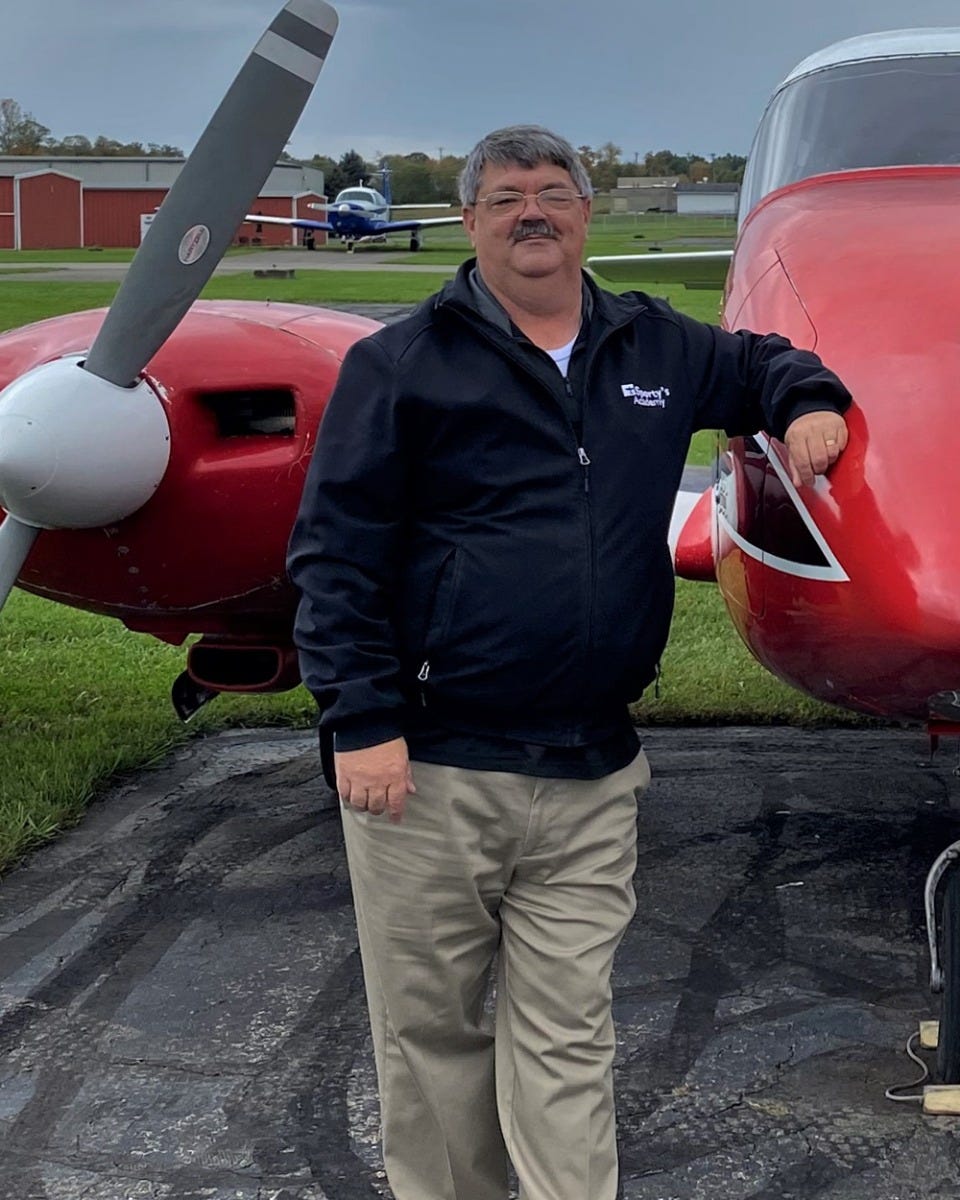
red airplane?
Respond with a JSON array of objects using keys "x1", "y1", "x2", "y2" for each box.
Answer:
[{"x1": 589, "y1": 28, "x2": 960, "y2": 1089}]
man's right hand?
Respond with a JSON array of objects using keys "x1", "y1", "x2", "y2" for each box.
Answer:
[{"x1": 334, "y1": 737, "x2": 416, "y2": 824}]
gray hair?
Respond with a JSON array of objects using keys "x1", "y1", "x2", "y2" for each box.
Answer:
[{"x1": 458, "y1": 125, "x2": 593, "y2": 205}]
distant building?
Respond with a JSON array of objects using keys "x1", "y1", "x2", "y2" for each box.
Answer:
[
  {"x1": 0, "y1": 157, "x2": 327, "y2": 250},
  {"x1": 609, "y1": 176, "x2": 681, "y2": 213},
  {"x1": 675, "y1": 182, "x2": 740, "y2": 217}
]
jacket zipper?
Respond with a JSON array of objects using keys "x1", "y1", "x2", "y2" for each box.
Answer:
[
  {"x1": 577, "y1": 446, "x2": 591, "y2": 490},
  {"x1": 566, "y1": 373, "x2": 592, "y2": 493}
]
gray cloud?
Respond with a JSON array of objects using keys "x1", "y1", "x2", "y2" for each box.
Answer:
[{"x1": 3, "y1": 0, "x2": 960, "y2": 160}]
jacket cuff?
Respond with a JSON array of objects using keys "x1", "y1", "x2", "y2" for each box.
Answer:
[
  {"x1": 779, "y1": 396, "x2": 851, "y2": 433},
  {"x1": 331, "y1": 714, "x2": 406, "y2": 753}
]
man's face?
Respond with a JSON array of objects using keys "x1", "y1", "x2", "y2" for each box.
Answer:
[{"x1": 462, "y1": 159, "x2": 592, "y2": 288}]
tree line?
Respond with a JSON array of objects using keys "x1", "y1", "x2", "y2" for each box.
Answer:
[
  {"x1": 1, "y1": 98, "x2": 746, "y2": 194},
  {"x1": 0, "y1": 99, "x2": 183, "y2": 157},
  {"x1": 309, "y1": 145, "x2": 746, "y2": 204}
]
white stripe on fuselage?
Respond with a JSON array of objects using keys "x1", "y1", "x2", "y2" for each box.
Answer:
[{"x1": 669, "y1": 440, "x2": 848, "y2": 582}]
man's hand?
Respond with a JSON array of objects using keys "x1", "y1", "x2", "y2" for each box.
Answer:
[
  {"x1": 335, "y1": 737, "x2": 416, "y2": 824},
  {"x1": 783, "y1": 411, "x2": 849, "y2": 487}
]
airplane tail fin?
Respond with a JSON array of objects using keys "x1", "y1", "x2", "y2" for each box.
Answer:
[{"x1": 379, "y1": 158, "x2": 392, "y2": 207}]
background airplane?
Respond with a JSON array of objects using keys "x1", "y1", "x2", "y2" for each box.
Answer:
[
  {"x1": 590, "y1": 26, "x2": 960, "y2": 1091},
  {"x1": 245, "y1": 159, "x2": 463, "y2": 251}
]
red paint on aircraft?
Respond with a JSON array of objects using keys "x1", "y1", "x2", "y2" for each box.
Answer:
[{"x1": 684, "y1": 166, "x2": 960, "y2": 721}]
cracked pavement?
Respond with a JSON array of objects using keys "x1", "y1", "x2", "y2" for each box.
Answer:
[{"x1": 3, "y1": 726, "x2": 960, "y2": 1198}]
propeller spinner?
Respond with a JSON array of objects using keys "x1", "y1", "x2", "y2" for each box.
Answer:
[{"x1": 0, "y1": 0, "x2": 339, "y2": 610}]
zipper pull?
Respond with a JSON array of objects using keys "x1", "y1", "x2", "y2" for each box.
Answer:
[
  {"x1": 417, "y1": 660, "x2": 430, "y2": 682},
  {"x1": 578, "y1": 447, "x2": 591, "y2": 493}
]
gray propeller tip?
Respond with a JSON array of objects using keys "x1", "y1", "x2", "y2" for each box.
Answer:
[
  {"x1": 285, "y1": 0, "x2": 338, "y2": 36},
  {"x1": 256, "y1": 0, "x2": 338, "y2": 85}
]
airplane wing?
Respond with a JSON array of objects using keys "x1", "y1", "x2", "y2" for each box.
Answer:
[
  {"x1": 243, "y1": 213, "x2": 333, "y2": 231},
  {"x1": 587, "y1": 250, "x2": 732, "y2": 289},
  {"x1": 389, "y1": 204, "x2": 455, "y2": 211},
  {"x1": 379, "y1": 216, "x2": 463, "y2": 233}
]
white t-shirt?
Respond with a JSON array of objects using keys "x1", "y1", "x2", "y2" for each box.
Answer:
[{"x1": 546, "y1": 333, "x2": 578, "y2": 378}]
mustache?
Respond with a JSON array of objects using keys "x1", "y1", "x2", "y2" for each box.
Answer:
[{"x1": 511, "y1": 219, "x2": 556, "y2": 242}]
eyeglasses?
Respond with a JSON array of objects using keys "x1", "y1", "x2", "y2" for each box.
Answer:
[{"x1": 474, "y1": 188, "x2": 586, "y2": 218}]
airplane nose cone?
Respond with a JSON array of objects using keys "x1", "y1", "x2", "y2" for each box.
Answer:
[
  {"x1": 0, "y1": 412, "x2": 57, "y2": 507},
  {"x1": 338, "y1": 203, "x2": 350, "y2": 214},
  {"x1": 0, "y1": 355, "x2": 170, "y2": 528}
]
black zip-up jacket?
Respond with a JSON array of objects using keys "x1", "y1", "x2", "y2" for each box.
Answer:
[{"x1": 288, "y1": 263, "x2": 851, "y2": 753}]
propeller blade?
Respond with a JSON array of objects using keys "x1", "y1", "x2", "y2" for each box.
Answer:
[
  {"x1": 0, "y1": 516, "x2": 39, "y2": 610},
  {"x1": 83, "y1": 0, "x2": 338, "y2": 387}
]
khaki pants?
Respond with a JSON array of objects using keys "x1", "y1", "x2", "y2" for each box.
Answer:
[{"x1": 340, "y1": 749, "x2": 650, "y2": 1200}]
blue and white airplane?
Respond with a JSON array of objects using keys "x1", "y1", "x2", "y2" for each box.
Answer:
[{"x1": 245, "y1": 161, "x2": 462, "y2": 252}]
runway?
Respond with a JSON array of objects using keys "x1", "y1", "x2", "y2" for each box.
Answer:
[{"x1": 2, "y1": 725, "x2": 960, "y2": 1199}]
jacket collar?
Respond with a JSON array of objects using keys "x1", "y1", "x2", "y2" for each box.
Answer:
[{"x1": 437, "y1": 258, "x2": 646, "y2": 333}]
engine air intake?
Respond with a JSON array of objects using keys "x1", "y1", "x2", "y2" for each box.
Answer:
[{"x1": 199, "y1": 388, "x2": 295, "y2": 437}]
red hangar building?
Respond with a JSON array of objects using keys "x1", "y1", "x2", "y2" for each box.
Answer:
[{"x1": 0, "y1": 157, "x2": 327, "y2": 250}]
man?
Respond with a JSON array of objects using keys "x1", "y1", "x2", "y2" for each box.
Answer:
[{"x1": 288, "y1": 125, "x2": 850, "y2": 1200}]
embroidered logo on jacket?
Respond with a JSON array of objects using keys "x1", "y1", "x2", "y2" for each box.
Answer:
[{"x1": 621, "y1": 383, "x2": 671, "y2": 408}]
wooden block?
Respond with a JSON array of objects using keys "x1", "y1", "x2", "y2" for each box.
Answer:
[
  {"x1": 923, "y1": 1085, "x2": 960, "y2": 1114},
  {"x1": 920, "y1": 1020, "x2": 940, "y2": 1050}
]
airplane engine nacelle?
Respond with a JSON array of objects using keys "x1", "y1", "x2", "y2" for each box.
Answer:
[{"x1": 0, "y1": 301, "x2": 381, "y2": 656}]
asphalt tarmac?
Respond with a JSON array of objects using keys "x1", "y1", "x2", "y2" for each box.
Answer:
[{"x1": 3, "y1": 725, "x2": 960, "y2": 1199}]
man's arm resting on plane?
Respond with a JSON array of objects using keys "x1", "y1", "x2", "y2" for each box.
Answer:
[{"x1": 783, "y1": 409, "x2": 849, "y2": 487}]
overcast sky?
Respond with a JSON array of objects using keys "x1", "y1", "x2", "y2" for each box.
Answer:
[{"x1": 3, "y1": 0, "x2": 960, "y2": 164}]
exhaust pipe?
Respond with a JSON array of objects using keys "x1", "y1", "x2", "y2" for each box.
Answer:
[{"x1": 187, "y1": 637, "x2": 301, "y2": 693}]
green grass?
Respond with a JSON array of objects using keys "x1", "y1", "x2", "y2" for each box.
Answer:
[
  {"x1": 0, "y1": 591, "x2": 318, "y2": 868},
  {"x1": 687, "y1": 430, "x2": 718, "y2": 466},
  {"x1": 0, "y1": 274, "x2": 723, "y2": 333},
  {"x1": 204, "y1": 272, "x2": 455, "y2": 304},
  {"x1": 0, "y1": 273, "x2": 455, "y2": 332},
  {"x1": 1, "y1": 579, "x2": 855, "y2": 869},
  {"x1": 0, "y1": 248, "x2": 138, "y2": 263},
  {"x1": 0, "y1": 245, "x2": 269, "y2": 264},
  {"x1": 0, "y1": 283, "x2": 116, "y2": 331},
  {"x1": 0, "y1": 260, "x2": 861, "y2": 873},
  {"x1": 378, "y1": 212, "x2": 736, "y2": 266}
]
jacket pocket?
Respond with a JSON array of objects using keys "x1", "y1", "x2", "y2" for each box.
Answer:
[{"x1": 416, "y1": 547, "x2": 462, "y2": 684}]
